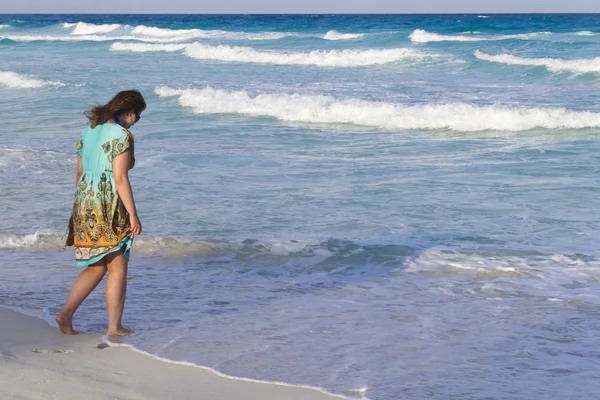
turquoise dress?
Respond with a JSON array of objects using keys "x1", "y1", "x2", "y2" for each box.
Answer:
[{"x1": 68, "y1": 122, "x2": 135, "y2": 267}]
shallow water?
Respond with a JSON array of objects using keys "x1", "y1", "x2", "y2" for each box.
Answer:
[{"x1": 1, "y1": 14, "x2": 600, "y2": 399}]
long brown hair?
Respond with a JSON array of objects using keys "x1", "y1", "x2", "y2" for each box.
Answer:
[{"x1": 85, "y1": 90, "x2": 147, "y2": 128}]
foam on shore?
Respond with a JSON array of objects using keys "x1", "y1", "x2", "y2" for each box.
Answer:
[{"x1": 0, "y1": 307, "x2": 348, "y2": 400}]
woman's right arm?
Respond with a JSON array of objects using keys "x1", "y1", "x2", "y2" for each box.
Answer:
[
  {"x1": 76, "y1": 157, "x2": 83, "y2": 186},
  {"x1": 113, "y1": 151, "x2": 142, "y2": 235}
]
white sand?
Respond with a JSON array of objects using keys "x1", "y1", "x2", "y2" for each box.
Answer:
[{"x1": 0, "y1": 307, "x2": 343, "y2": 400}]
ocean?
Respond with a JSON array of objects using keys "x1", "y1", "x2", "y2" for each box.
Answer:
[{"x1": 1, "y1": 14, "x2": 600, "y2": 399}]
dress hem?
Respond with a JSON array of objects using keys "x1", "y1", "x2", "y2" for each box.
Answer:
[{"x1": 75, "y1": 235, "x2": 133, "y2": 267}]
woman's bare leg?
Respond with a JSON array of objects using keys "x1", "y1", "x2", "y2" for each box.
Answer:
[
  {"x1": 104, "y1": 250, "x2": 132, "y2": 336},
  {"x1": 56, "y1": 261, "x2": 107, "y2": 335}
]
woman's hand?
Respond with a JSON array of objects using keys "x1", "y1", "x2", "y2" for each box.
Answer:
[{"x1": 130, "y1": 214, "x2": 142, "y2": 235}]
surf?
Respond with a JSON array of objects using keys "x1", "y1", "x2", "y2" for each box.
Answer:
[{"x1": 155, "y1": 86, "x2": 600, "y2": 131}]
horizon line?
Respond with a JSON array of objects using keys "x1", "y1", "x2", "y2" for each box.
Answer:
[{"x1": 2, "y1": 12, "x2": 600, "y2": 15}]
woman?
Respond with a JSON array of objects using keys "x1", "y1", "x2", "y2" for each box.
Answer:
[{"x1": 57, "y1": 90, "x2": 146, "y2": 336}]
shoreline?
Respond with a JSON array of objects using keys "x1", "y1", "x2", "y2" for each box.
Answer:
[{"x1": 0, "y1": 306, "x2": 349, "y2": 400}]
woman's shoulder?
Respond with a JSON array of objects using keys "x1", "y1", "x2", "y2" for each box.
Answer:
[{"x1": 93, "y1": 123, "x2": 128, "y2": 137}]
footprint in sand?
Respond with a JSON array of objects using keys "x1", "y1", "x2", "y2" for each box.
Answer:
[{"x1": 32, "y1": 348, "x2": 74, "y2": 354}]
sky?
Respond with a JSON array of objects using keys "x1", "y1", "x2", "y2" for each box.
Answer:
[{"x1": 2, "y1": 0, "x2": 600, "y2": 14}]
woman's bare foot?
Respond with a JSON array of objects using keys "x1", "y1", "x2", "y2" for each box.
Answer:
[
  {"x1": 105, "y1": 326, "x2": 133, "y2": 336},
  {"x1": 55, "y1": 312, "x2": 78, "y2": 335}
]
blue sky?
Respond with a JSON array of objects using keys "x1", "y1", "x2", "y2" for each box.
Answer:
[{"x1": 3, "y1": 0, "x2": 600, "y2": 13}]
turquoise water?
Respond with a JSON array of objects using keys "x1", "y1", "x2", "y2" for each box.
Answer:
[{"x1": 1, "y1": 14, "x2": 600, "y2": 399}]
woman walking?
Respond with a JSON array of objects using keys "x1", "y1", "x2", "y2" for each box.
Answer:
[{"x1": 57, "y1": 90, "x2": 146, "y2": 336}]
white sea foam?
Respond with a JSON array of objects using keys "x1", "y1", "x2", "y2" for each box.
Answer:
[
  {"x1": 111, "y1": 42, "x2": 429, "y2": 67},
  {"x1": 323, "y1": 30, "x2": 365, "y2": 40},
  {"x1": 184, "y1": 43, "x2": 426, "y2": 67},
  {"x1": 110, "y1": 42, "x2": 188, "y2": 52},
  {"x1": 131, "y1": 25, "x2": 292, "y2": 41},
  {"x1": 404, "y1": 248, "x2": 600, "y2": 284},
  {"x1": 477, "y1": 15, "x2": 490, "y2": 18},
  {"x1": 0, "y1": 231, "x2": 64, "y2": 249},
  {"x1": 1, "y1": 33, "x2": 192, "y2": 44},
  {"x1": 575, "y1": 30, "x2": 598, "y2": 36},
  {"x1": 66, "y1": 22, "x2": 122, "y2": 35},
  {"x1": 405, "y1": 248, "x2": 520, "y2": 275},
  {"x1": 474, "y1": 50, "x2": 600, "y2": 74},
  {"x1": 410, "y1": 29, "x2": 482, "y2": 42},
  {"x1": 0, "y1": 230, "x2": 318, "y2": 259},
  {"x1": 1, "y1": 34, "x2": 122, "y2": 42},
  {"x1": 99, "y1": 340, "x2": 350, "y2": 400},
  {"x1": 131, "y1": 25, "x2": 214, "y2": 39},
  {"x1": 0, "y1": 71, "x2": 64, "y2": 89},
  {"x1": 155, "y1": 86, "x2": 600, "y2": 132},
  {"x1": 7, "y1": 23, "x2": 292, "y2": 43},
  {"x1": 0, "y1": 230, "x2": 220, "y2": 256},
  {"x1": 409, "y1": 29, "x2": 551, "y2": 43},
  {"x1": 0, "y1": 24, "x2": 9, "y2": 29}
]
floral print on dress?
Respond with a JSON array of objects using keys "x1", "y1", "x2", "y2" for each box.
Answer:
[{"x1": 67, "y1": 123, "x2": 135, "y2": 266}]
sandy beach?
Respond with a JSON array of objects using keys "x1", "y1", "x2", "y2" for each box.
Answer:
[{"x1": 0, "y1": 307, "x2": 343, "y2": 400}]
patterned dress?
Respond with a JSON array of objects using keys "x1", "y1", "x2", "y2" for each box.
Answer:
[{"x1": 67, "y1": 122, "x2": 135, "y2": 267}]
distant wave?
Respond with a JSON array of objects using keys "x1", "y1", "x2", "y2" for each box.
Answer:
[
  {"x1": 63, "y1": 22, "x2": 122, "y2": 35},
  {"x1": 155, "y1": 86, "x2": 600, "y2": 131},
  {"x1": 131, "y1": 25, "x2": 216, "y2": 37},
  {"x1": 409, "y1": 29, "x2": 551, "y2": 43},
  {"x1": 474, "y1": 50, "x2": 600, "y2": 74},
  {"x1": 0, "y1": 71, "x2": 64, "y2": 89},
  {"x1": 0, "y1": 24, "x2": 9, "y2": 29},
  {"x1": 8, "y1": 22, "x2": 369, "y2": 43},
  {"x1": 111, "y1": 42, "x2": 188, "y2": 52},
  {"x1": 1, "y1": 33, "x2": 208, "y2": 44},
  {"x1": 0, "y1": 34, "x2": 123, "y2": 42},
  {"x1": 323, "y1": 30, "x2": 365, "y2": 40},
  {"x1": 575, "y1": 30, "x2": 598, "y2": 36},
  {"x1": 183, "y1": 43, "x2": 425, "y2": 67},
  {"x1": 58, "y1": 22, "x2": 294, "y2": 41},
  {"x1": 130, "y1": 24, "x2": 291, "y2": 41},
  {"x1": 112, "y1": 42, "x2": 429, "y2": 67},
  {"x1": 477, "y1": 15, "x2": 490, "y2": 19}
]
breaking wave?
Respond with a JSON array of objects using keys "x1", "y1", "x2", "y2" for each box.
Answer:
[
  {"x1": 409, "y1": 29, "x2": 551, "y2": 43},
  {"x1": 1, "y1": 22, "x2": 295, "y2": 43},
  {"x1": 131, "y1": 25, "x2": 292, "y2": 41},
  {"x1": 0, "y1": 231, "x2": 352, "y2": 259},
  {"x1": 323, "y1": 30, "x2": 365, "y2": 40},
  {"x1": 110, "y1": 42, "x2": 187, "y2": 52},
  {"x1": 474, "y1": 50, "x2": 600, "y2": 74},
  {"x1": 0, "y1": 231, "x2": 222, "y2": 257},
  {"x1": 0, "y1": 70, "x2": 64, "y2": 89},
  {"x1": 155, "y1": 86, "x2": 600, "y2": 132},
  {"x1": 60, "y1": 22, "x2": 293, "y2": 41},
  {"x1": 111, "y1": 42, "x2": 430, "y2": 67},
  {"x1": 0, "y1": 34, "x2": 126, "y2": 42},
  {"x1": 64, "y1": 22, "x2": 122, "y2": 35}
]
